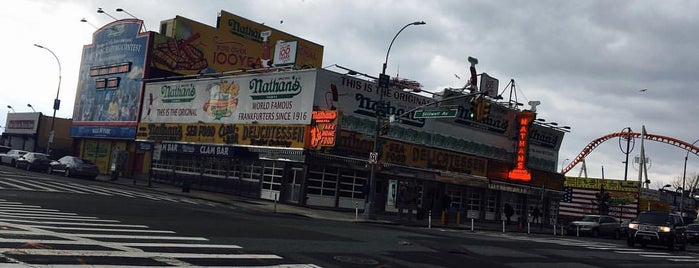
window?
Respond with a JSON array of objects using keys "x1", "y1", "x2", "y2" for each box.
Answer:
[
  {"x1": 95, "y1": 78, "x2": 107, "y2": 89},
  {"x1": 106, "y1": 77, "x2": 120, "y2": 88}
]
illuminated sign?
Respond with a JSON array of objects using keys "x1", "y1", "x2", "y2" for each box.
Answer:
[
  {"x1": 508, "y1": 111, "x2": 534, "y2": 181},
  {"x1": 308, "y1": 110, "x2": 339, "y2": 150}
]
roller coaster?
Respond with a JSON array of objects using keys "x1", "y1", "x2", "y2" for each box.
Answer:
[{"x1": 562, "y1": 131, "x2": 699, "y2": 175}]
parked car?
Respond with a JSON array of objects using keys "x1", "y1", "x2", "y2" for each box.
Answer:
[
  {"x1": 0, "y1": 150, "x2": 29, "y2": 166},
  {"x1": 685, "y1": 223, "x2": 699, "y2": 245},
  {"x1": 0, "y1": 145, "x2": 11, "y2": 154},
  {"x1": 627, "y1": 211, "x2": 687, "y2": 250},
  {"x1": 48, "y1": 156, "x2": 100, "y2": 180},
  {"x1": 566, "y1": 215, "x2": 622, "y2": 239},
  {"x1": 15, "y1": 152, "x2": 52, "y2": 171}
]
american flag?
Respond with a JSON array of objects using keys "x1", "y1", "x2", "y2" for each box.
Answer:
[{"x1": 559, "y1": 187, "x2": 638, "y2": 220}]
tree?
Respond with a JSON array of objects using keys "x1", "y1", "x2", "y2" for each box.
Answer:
[
  {"x1": 594, "y1": 186, "x2": 611, "y2": 215},
  {"x1": 671, "y1": 172, "x2": 699, "y2": 196}
]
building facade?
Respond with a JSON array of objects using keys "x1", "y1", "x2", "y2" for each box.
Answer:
[
  {"x1": 2, "y1": 112, "x2": 72, "y2": 156},
  {"x1": 71, "y1": 10, "x2": 567, "y2": 223}
]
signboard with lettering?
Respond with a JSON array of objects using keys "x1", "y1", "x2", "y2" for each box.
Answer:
[
  {"x1": 71, "y1": 19, "x2": 148, "y2": 139},
  {"x1": 150, "y1": 10, "x2": 323, "y2": 76},
  {"x1": 508, "y1": 111, "x2": 534, "y2": 181},
  {"x1": 313, "y1": 69, "x2": 528, "y2": 165},
  {"x1": 136, "y1": 123, "x2": 306, "y2": 148},
  {"x1": 4, "y1": 112, "x2": 40, "y2": 135},
  {"x1": 141, "y1": 69, "x2": 316, "y2": 125},
  {"x1": 380, "y1": 140, "x2": 487, "y2": 176},
  {"x1": 308, "y1": 110, "x2": 339, "y2": 150}
]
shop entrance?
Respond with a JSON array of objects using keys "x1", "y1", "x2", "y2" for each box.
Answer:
[{"x1": 284, "y1": 167, "x2": 303, "y2": 203}]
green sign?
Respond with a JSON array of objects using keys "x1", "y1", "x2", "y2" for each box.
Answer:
[{"x1": 413, "y1": 109, "x2": 458, "y2": 119}]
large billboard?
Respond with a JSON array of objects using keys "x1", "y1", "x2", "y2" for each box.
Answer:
[
  {"x1": 151, "y1": 10, "x2": 323, "y2": 76},
  {"x1": 560, "y1": 177, "x2": 639, "y2": 220},
  {"x1": 314, "y1": 69, "x2": 517, "y2": 162},
  {"x1": 136, "y1": 122, "x2": 307, "y2": 148},
  {"x1": 141, "y1": 69, "x2": 316, "y2": 125},
  {"x1": 4, "y1": 113, "x2": 41, "y2": 135},
  {"x1": 71, "y1": 19, "x2": 149, "y2": 139}
]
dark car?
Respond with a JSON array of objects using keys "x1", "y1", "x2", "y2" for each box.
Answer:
[
  {"x1": 15, "y1": 152, "x2": 52, "y2": 172},
  {"x1": 685, "y1": 223, "x2": 699, "y2": 245},
  {"x1": 566, "y1": 215, "x2": 622, "y2": 239},
  {"x1": 619, "y1": 218, "x2": 632, "y2": 237},
  {"x1": 48, "y1": 156, "x2": 100, "y2": 180},
  {"x1": 627, "y1": 211, "x2": 687, "y2": 250}
]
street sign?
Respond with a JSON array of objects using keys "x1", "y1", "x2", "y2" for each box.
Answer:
[
  {"x1": 369, "y1": 152, "x2": 378, "y2": 164},
  {"x1": 413, "y1": 109, "x2": 458, "y2": 119}
]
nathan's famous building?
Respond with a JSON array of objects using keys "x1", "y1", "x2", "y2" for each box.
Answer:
[{"x1": 72, "y1": 10, "x2": 567, "y2": 222}]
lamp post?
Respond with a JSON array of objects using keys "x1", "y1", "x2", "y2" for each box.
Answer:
[
  {"x1": 97, "y1": 8, "x2": 118, "y2": 21},
  {"x1": 80, "y1": 18, "x2": 99, "y2": 29},
  {"x1": 116, "y1": 8, "x2": 147, "y2": 31},
  {"x1": 33, "y1": 44, "x2": 61, "y2": 155},
  {"x1": 27, "y1": 104, "x2": 36, "y2": 112},
  {"x1": 364, "y1": 21, "x2": 425, "y2": 220},
  {"x1": 680, "y1": 139, "x2": 699, "y2": 217},
  {"x1": 560, "y1": 158, "x2": 570, "y2": 173},
  {"x1": 7, "y1": 105, "x2": 15, "y2": 113}
]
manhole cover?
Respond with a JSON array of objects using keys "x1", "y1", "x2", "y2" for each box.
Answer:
[{"x1": 333, "y1": 255, "x2": 379, "y2": 265}]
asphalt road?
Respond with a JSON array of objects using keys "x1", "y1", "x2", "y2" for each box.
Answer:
[{"x1": 0, "y1": 165, "x2": 698, "y2": 267}]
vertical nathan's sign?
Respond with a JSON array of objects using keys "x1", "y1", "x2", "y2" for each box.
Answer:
[
  {"x1": 508, "y1": 110, "x2": 534, "y2": 181},
  {"x1": 308, "y1": 110, "x2": 339, "y2": 150}
]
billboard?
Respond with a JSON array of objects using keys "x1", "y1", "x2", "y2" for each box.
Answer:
[
  {"x1": 4, "y1": 113, "x2": 41, "y2": 135},
  {"x1": 151, "y1": 10, "x2": 323, "y2": 76},
  {"x1": 141, "y1": 69, "x2": 316, "y2": 125},
  {"x1": 314, "y1": 69, "x2": 517, "y2": 162},
  {"x1": 71, "y1": 19, "x2": 148, "y2": 139},
  {"x1": 560, "y1": 177, "x2": 639, "y2": 220}
]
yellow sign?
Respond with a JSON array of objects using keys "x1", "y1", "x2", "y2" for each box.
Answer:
[
  {"x1": 137, "y1": 123, "x2": 306, "y2": 148},
  {"x1": 152, "y1": 10, "x2": 324, "y2": 75},
  {"x1": 564, "y1": 177, "x2": 640, "y2": 192},
  {"x1": 382, "y1": 140, "x2": 487, "y2": 176}
]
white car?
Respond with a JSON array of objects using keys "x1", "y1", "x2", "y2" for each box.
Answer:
[{"x1": 0, "y1": 150, "x2": 29, "y2": 166}]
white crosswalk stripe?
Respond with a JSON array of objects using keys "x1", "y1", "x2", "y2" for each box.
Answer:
[
  {"x1": 0, "y1": 176, "x2": 211, "y2": 206},
  {"x1": 476, "y1": 232, "x2": 699, "y2": 263},
  {"x1": 0, "y1": 199, "x2": 318, "y2": 267}
]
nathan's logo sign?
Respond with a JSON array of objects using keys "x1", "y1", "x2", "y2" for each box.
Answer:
[
  {"x1": 161, "y1": 83, "x2": 196, "y2": 103},
  {"x1": 227, "y1": 18, "x2": 263, "y2": 43},
  {"x1": 309, "y1": 110, "x2": 339, "y2": 150},
  {"x1": 508, "y1": 111, "x2": 534, "y2": 181},
  {"x1": 249, "y1": 75, "x2": 302, "y2": 100}
]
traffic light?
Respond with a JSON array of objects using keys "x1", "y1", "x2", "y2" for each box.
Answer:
[
  {"x1": 479, "y1": 99, "x2": 491, "y2": 120},
  {"x1": 468, "y1": 99, "x2": 478, "y2": 119}
]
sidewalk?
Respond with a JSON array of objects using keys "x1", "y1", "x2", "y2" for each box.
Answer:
[{"x1": 96, "y1": 175, "x2": 562, "y2": 236}]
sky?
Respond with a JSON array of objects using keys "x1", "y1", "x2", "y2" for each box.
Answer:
[{"x1": 2, "y1": 0, "x2": 698, "y2": 189}]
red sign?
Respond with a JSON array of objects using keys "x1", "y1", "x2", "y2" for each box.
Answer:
[
  {"x1": 508, "y1": 111, "x2": 534, "y2": 181},
  {"x1": 308, "y1": 110, "x2": 339, "y2": 149}
]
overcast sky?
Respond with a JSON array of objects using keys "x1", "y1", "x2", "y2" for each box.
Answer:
[{"x1": 3, "y1": 0, "x2": 698, "y2": 188}]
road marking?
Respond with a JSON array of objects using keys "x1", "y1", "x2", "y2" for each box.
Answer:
[
  {"x1": 25, "y1": 179, "x2": 95, "y2": 194},
  {"x1": 0, "y1": 219, "x2": 145, "y2": 228},
  {"x1": 69, "y1": 233, "x2": 209, "y2": 241},
  {"x1": 120, "y1": 242, "x2": 242, "y2": 248},
  {"x1": 0, "y1": 206, "x2": 61, "y2": 212},
  {"x1": 0, "y1": 179, "x2": 34, "y2": 190},
  {"x1": 0, "y1": 211, "x2": 98, "y2": 220},
  {"x1": 0, "y1": 264, "x2": 322, "y2": 268},
  {"x1": 23, "y1": 225, "x2": 176, "y2": 234},
  {"x1": 0, "y1": 248, "x2": 282, "y2": 259},
  {"x1": 59, "y1": 183, "x2": 117, "y2": 195},
  {"x1": 0, "y1": 214, "x2": 120, "y2": 223},
  {"x1": 0, "y1": 209, "x2": 77, "y2": 216}
]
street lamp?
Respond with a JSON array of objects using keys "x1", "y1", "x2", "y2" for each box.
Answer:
[
  {"x1": 27, "y1": 104, "x2": 35, "y2": 112},
  {"x1": 116, "y1": 8, "x2": 147, "y2": 31},
  {"x1": 97, "y1": 8, "x2": 118, "y2": 21},
  {"x1": 365, "y1": 20, "x2": 426, "y2": 220},
  {"x1": 680, "y1": 139, "x2": 699, "y2": 217},
  {"x1": 80, "y1": 18, "x2": 99, "y2": 29},
  {"x1": 33, "y1": 44, "x2": 61, "y2": 155},
  {"x1": 560, "y1": 158, "x2": 570, "y2": 173},
  {"x1": 6, "y1": 105, "x2": 15, "y2": 113}
]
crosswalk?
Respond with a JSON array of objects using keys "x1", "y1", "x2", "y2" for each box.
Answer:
[
  {"x1": 478, "y1": 232, "x2": 699, "y2": 263},
  {"x1": 0, "y1": 171, "x2": 217, "y2": 206},
  {"x1": 0, "y1": 199, "x2": 320, "y2": 267}
]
